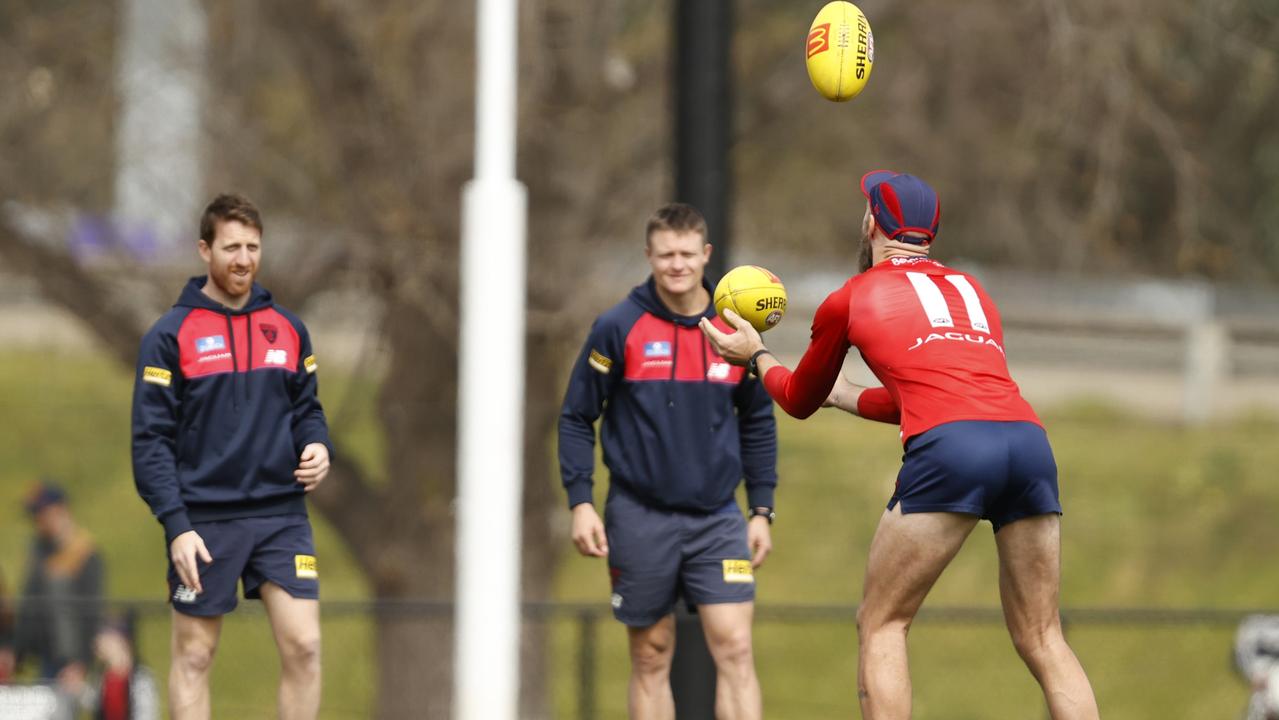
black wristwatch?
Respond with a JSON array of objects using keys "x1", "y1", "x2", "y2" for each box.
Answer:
[
  {"x1": 749, "y1": 506, "x2": 775, "y2": 524},
  {"x1": 747, "y1": 349, "x2": 772, "y2": 377}
]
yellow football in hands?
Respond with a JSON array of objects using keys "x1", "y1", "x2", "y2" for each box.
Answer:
[{"x1": 714, "y1": 265, "x2": 788, "y2": 333}]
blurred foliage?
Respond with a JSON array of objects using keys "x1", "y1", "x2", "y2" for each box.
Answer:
[
  {"x1": 0, "y1": 0, "x2": 117, "y2": 210},
  {"x1": 732, "y1": 0, "x2": 1279, "y2": 280},
  {"x1": 2, "y1": 0, "x2": 1276, "y2": 281}
]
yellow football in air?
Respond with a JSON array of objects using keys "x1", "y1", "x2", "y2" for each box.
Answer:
[{"x1": 805, "y1": 1, "x2": 875, "y2": 102}]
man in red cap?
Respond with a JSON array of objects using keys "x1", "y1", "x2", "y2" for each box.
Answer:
[{"x1": 701, "y1": 171, "x2": 1099, "y2": 719}]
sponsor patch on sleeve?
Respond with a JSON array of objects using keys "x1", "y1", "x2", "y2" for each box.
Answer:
[
  {"x1": 142, "y1": 366, "x2": 172, "y2": 387},
  {"x1": 587, "y1": 349, "x2": 613, "y2": 375},
  {"x1": 295, "y1": 554, "x2": 318, "y2": 579},
  {"x1": 722, "y1": 559, "x2": 754, "y2": 584},
  {"x1": 303, "y1": 355, "x2": 318, "y2": 374}
]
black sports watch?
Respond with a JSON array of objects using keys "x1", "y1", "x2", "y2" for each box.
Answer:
[
  {"x1": 747, "y1": 349, "x2": 772, "y2": 377},
  {"x1": 749, "y1": 506, "x2": 775, "y2": 524}
]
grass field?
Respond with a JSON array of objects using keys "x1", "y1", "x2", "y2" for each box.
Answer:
[{"x1": 2, "y1": 350, "x2": 1276, "y2": 718}]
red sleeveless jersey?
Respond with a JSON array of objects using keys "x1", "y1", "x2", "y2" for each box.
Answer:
[{"x1": 762, "y1": 257, "x2": 1039, "y2": 442}]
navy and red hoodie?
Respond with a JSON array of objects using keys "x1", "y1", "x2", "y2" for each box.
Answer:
[
  {"x1": 558, "y1": 277, "x2": 778, "y2": 513},
  {"x1": 131, "y1": 277, "x2": 331, "y2": 543}
]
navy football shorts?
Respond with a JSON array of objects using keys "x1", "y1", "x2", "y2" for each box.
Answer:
[
  {"x1": 604, "y1": 487, "x2": 755, "y2": 628},
  {"x1": 889, "y1": 420, "x2": 1062, "y2": 532},
  {"x1": 168, "y1": 514, "x2": 319, "y2": 616}
]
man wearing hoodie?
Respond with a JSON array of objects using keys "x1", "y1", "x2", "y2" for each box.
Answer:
[
  {"x1": 559, "y1": 203, "x2": 778, "y2": 720},
  {"x1": 131, "y1": 193, "x2": 330, "y2": 720}
]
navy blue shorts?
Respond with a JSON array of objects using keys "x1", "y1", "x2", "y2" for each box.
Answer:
[
  {"x1": 168, "y1": 514, "x2": 319, "y2": 616},
  {"x1": 889, "y1": 420, "x2": 1062, "y2": 532},
  {"x1": 604, "y1": 488, "x2": 754, "y2": 628}
]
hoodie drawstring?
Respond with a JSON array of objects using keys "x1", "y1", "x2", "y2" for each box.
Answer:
[
  {"x1": 700, "y1": 333, "x2": 709, "y2": 383},
  {"x1": 668, "y1": 323, "x2": 678, "y2": 407},
  {"x1": 223, "y1": 312, "x2": 239, "y2": 410},
  {"x1": 245, "y1": 311, "x2": 254, "y2": 404}
]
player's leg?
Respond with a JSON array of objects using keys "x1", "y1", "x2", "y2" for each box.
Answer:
[
  {"x1": 241, "y1": 516, "x2": 322, "y2": 720},
  {"x1": 857, "y1": 505, "x2": 977, "y2": 720},
  {"x1": 995, "y1": 514, "x2": 1098, "y2": 720},
  {"x1": 261, "y1": 581, "x2": 322, "y2": 720},
  {"x1": 169, "y1": 610, "x2": 222, "y2": 720},
  {"x1": 678, "y1": 509, "x2": 760, "y2": 719},
  {"x1": 604, "y1": 488, "x2": 683, "y2": 719},
  {"x1": 167, "y1": 521, "x2": 247, "y2": 720},
  {"x1": 698, "y1": 601, "x2": 761, "y2": 720},
  {"x1": 626, "y1": 614, "x2": 677, "y2": 720}
]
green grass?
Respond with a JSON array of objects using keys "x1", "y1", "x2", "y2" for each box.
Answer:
[{"x1": 3, "y1": 350, "x2": 1276, "y2": 718}]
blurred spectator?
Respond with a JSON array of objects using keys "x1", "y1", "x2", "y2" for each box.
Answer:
[
  {"x1": 14, "y1": 481, "x2": 104, "y2": 688},
  {"x1": 0, "y1": 567, "x2": 15, "y2": 683},
  {"x1": 1236, "y1": 614, "x2": 1279, "y2": 720},
  {"x1": 78, "y1": 611, "x2": 159, "y2": 720}
]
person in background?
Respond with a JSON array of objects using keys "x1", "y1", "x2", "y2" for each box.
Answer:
[
  {"x1": 1236, "y1": 614, "x2": 1279, "y2": 720},
  {"x1": 0, "y1": 567, "x2": 15, "y2": 683},
  {"x1": 79, "y1": 611, "x2": 160, "y2": 720},
  {"x1": 14, "y1": 480, "x2": 104, "y2": 690}
]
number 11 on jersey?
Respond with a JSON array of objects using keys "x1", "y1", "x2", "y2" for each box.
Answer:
[{"x1": 905, "y1": 272, "x2": 990, "y2": 334}]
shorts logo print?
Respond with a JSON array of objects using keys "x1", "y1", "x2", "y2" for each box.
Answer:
[
  {"x1": 722, "y1": 559, "x2": 754, "y2": 584},
  {"x1": 295, "y1": 554, "x2": 318, "y2": 579},
  {"x1": 173, "y1": 585, "x2": 198, "y2": 603}
]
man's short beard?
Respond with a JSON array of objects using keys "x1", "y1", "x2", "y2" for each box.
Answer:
[{"x1": 858, "y1": 229, "x2": 874, "y2": 273}]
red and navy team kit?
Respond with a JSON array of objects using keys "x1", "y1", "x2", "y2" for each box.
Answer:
[
  {"x1": 559, "y1": 277, "x2": 779, "y2": 625},
  {"x1": 131, "y1": 278, "x2": 330, "y2": 614},
  {"x1": 763, "y1": 256, "x2": 1061, "y2": 530}
]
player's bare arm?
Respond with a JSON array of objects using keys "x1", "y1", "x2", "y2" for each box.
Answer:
[
  {"x1": 570, "y1": 502, "x2": 609, "y2": 558},
  {"x1": 294, "y1": 442, "x2": 331, "y2": 492},
  {"x1": 824, "y1": 373, "x2": 870, "y2": 413}
]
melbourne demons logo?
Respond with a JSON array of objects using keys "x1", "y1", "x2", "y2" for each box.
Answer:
[
  {"x1": 806, "y1": 23, "x2": 831, "y2": 58},
  {"x1": 260, "y1": 323, "x2": 278, "y2": 343}
]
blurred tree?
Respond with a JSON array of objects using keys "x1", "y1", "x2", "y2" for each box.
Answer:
[
  {"x1": 732, "y1": 0, "x2": 1279, "y2": 281},
  {"x1": 1, "y1": 0, "x2": 1277, "y2": 717}
]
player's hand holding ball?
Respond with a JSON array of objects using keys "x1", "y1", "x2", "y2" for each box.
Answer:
[
  {"x1": 713, "y1": 265, "x2": 787, "y2": 333},
  {"x1": 702, "y1": 307, "x2": 764, "y2": 368},
  {"x1": 702, "y1": 265, "x2": 786, "y2": 366}
]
